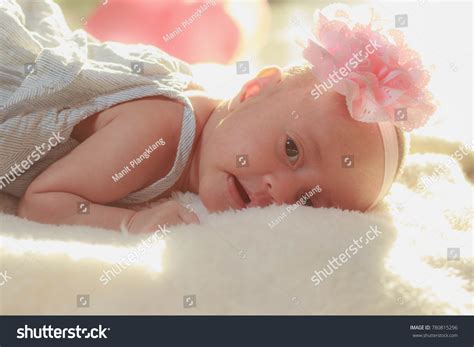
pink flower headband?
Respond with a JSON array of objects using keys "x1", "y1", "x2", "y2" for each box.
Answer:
[{"x1": 300, "y1": 4, "x2": 436, "y2": 209}]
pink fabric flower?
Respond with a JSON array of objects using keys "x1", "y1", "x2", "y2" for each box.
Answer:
[{"x1": 302, "y1": 4, "x2": 436, "y2": 131}]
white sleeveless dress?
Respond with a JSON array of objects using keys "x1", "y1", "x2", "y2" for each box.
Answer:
[{"x1": 0, "y1": 0, "x2": 196, "y2": 204}]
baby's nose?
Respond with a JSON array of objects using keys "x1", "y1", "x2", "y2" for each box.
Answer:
[{"x1": 262, "y1": 172, "x2": 298, "y2": 205}]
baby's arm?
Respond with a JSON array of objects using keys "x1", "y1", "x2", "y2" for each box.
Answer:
[{"x1": 17, "y1": 97, "x2": 198, "y2": 232}]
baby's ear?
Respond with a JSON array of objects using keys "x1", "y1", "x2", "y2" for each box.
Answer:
[{"x1": 239, "y1": 66, "x2": 282, "y2": 102}]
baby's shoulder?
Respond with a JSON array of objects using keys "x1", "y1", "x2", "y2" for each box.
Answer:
[
  {"x1": 72, "y1": 96, "x2": 184, "y2": 143},
  {"x1": 115, "y1": 95, "x2": 185, "y2": 131},
  {"x1": 111, "y1": 96, "x2": 185, "y2": 157}
]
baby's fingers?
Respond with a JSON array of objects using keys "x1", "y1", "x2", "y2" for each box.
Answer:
[{"x1": 178, "y1": 205, "x2": 200, "y2": 225}]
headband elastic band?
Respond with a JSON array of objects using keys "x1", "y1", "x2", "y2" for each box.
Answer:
[{"x1": 366, "y1": 122, "x2": 399, "y2": 210}]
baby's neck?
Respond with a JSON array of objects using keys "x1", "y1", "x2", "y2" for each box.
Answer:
[
  {"x1": 175, "y1": 90, "x2": 222, "y2": 194},
  {"x1": 184, "y1": 89, "x2": 222, "y2": 127}
]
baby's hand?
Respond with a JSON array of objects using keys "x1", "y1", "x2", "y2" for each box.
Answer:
[{"x1": 127, "y1": 201, "x2": 199, "y2": 233}]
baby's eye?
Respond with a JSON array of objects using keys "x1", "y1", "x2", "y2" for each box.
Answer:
[{"x1": 285, "y1": 137, "x2": 299, "y2": 163}]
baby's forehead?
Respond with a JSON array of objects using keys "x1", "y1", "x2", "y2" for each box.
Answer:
[{"x1": 279, "y1": 76, "x2": 349, "y2": 119}]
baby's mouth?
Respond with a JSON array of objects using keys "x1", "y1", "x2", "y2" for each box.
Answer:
[
  {"x1": 234, "y1": 176, "x2": 251, "y2": 205},
  {"x1": 228, "y1": 174, "x2": 251, "y2": 208}
]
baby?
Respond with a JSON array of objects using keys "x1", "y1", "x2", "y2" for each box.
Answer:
[{"x1": 1, "y1": 2, "x2": 434, "y2": 233}]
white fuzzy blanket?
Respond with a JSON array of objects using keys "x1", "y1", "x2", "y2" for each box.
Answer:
[{"x1": 0, "y1": 134, "x2": 472, "y2": 315}]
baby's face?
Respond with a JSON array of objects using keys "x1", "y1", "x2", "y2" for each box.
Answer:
[{"x1": 197, "y1": 67, "x2": 385, "y2": 212}]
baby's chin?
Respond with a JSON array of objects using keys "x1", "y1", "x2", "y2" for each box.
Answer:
[
  {"x1": 198, "y1": 180, "x2": 237, "y2": 213},
  {"x1": 198, "y1": 187, "x2": 225, "y2": 213},
  {"x1": 199, "y1": 194, "x2": 227, "y2": 213}
]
